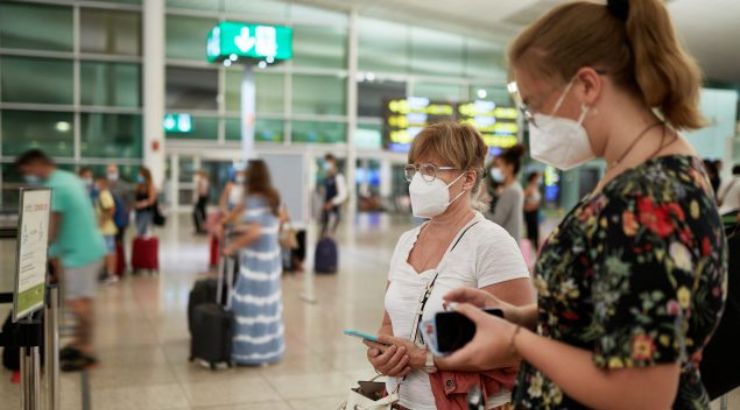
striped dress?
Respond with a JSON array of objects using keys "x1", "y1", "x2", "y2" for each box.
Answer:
[{"x1": 231, "y1": 195, "x2": 284, "y2": 365}]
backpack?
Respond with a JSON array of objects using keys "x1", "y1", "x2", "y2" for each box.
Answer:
[{"x1": 112, "y1": 193, "x2": 129, "y2": 229}]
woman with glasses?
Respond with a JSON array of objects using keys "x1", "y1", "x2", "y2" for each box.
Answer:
[
  {"x1": 489, "y1": 145, "x2": 527, "y2": 243},
  {"x1": 363, "y1": 121, "x2": 533, "y2": 410},
  {"x1": 439, "y1": 0, "x2": 726, "y2": 409}
]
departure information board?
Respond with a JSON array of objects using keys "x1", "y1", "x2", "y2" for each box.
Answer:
[{"x1": 383, "y1": 98, "x2": 519, "y2": 155}]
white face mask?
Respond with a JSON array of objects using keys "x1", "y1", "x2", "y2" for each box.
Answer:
[
  {"x1": 409, "y1": 172, "x2": 467, "y2": 219},
  {"x1": 490, "y1": 167, "x2": 504, "y2": 183},
  {"x1": 528, "y1": 80, "x2": 595, "y2": 171}
]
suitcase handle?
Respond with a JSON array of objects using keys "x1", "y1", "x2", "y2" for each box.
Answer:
[{"x1": 216, "y1": 255, "x2": 236, "y2": 308}]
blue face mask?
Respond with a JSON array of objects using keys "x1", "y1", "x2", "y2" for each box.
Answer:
[
  {"x1": 137, "y1": 175, "x2": 145, "y2": 184},
  {"x1": 24, "y1": 175, "x2": 41, "y2": 185}
]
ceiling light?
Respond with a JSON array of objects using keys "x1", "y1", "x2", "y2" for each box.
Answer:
[
  {"x1": 229, "y1": 54, "x2": 238, "y2": 61},
  {"x1": 55, "y1": 121, "x2": 70, "y2": 132},
  {"x1": 477, "y1": 89, "x2": 487, "y2": 99},
  {"x1": 366, "y1": 72, "x2": 375, "y2": 82},
  {"x1": 223, "y1": 59, "x2": 232, "y2": 67},
  {"x1": 266, "y1": 56, "x2": 274, "y2": 63},
  {"x1": 258, "y1": 61, "x2": 267, "y2": 69}
]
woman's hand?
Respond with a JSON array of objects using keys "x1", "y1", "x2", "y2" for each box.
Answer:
[
  {"x1": 363, "y1": 340, "x2": 412, "y2": 377},
  {"x1": 375, "y1": 334, "x2": 428, "y2": 369},
  {"x1": 222, "y1": 245, "x2": 237, "y2": 257},
  {"x1": 435, "y1": 303, "x2": 520, "y2": 372},
  {"x1": 444, "y1": 287, "x2": 524, "y2": 326}
]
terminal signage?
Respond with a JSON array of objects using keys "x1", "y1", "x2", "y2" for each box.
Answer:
[
  {"x1": 383, "y1": 98, "x2": 519, "y2": 155},
  {"x1": 207, "y1": 21, "x2": 293, "y2": 63},
  {"x1": 163, "y1": 113, "x2": 192, "y2": 133},
  {"x1": 13, "y1": 188, "x2": 51, "y2": 322}
]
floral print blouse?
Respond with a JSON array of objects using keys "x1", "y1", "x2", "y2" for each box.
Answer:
[{"x1": 514, "y1": 155, "x2": 727, "y2": 409}]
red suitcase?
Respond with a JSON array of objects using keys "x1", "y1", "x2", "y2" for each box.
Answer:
[
  {"x1": 209, "y1": 235, "x2": 220, "y2": 268},
  {"x1": 132, "y1": 236, "x2": 159, "y2": 272}
]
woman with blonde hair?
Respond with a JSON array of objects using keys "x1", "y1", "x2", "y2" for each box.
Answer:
[
  {"x1": 364, "y1": 121, "x2": 533, "y2": 409},
  {"x1": 441, "y1": 0, "x2": 726, "y2": 408}
]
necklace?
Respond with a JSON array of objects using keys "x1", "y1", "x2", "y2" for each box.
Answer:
[{"x1": 606, "y1": 122, "x2": 664, "y2": 170}]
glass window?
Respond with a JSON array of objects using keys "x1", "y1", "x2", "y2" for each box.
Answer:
[
  {"x1": 1, "y1": 110, "x2": 74, "y2": 157},
  {"x1": 292, "y1": 121, "x2": 346, "y2": 144},
  {"x1": 225, "y1": 70, "x2": 284, "y2": 114},
  {"x1": 413, "y1": 81, "x2": 466, "y2": 102},
  {"x1": 166, "y1": 67, "x2": 218, "y2": 110},
  {"x1": 80, "y1": 9, "x2": 141, "y2": 56},
  {"x1": 410, "y1": 27, "x2": 464, "y2": 77},
  {"x1": 292, "y1": 74, "x2": 346, "y2": 116},
  {"x1": 177, "y1": 156, "x2": 195, "y2": 183},
  {"x1": 226, "y1": 118, "x2": 284, "y2": 143},
  {"x1": 0, "y1": 3, "x2": 73, "y2": 52},
  {"x1": 165, "y1": 115, "x2": 218, "y2": 140},
  {"x1": 80, "y1": 113, "x2": 143, "y2": 159},
  {"x1": 469, "y1": 85, "x2": 512, "y2": 106},
  {"x1": 358, "y1": 79, "x2": 406, "y2": 117},
  {"x1": 293, "y1": 25, "x2": 347, "y2": 69},
  {"x1": 81, "y1": 62, "x2": 141, "y2": 107},
  {"x1": 291, "y1": 4, "x2": 347, "y2": 25},
  {"x1": 466, "y1": 38, "x2": 506, "y2": 79},
  {"x1": 355, "y1": 123, "x2": 382, "y2": 150},
  {"x1": 166, "y1": 15, "x2": 218, "y2": 61},
  {"x1": 358, "y1": 18, "x2": 409, "y2": 74},
  {"x1": 225, "y1": 0, "x2": 288, "y2": 17},
  {"x1": 1, "y1": 56, "x2": 74, "y2": 105}
]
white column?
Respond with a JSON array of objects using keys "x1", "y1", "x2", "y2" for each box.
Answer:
[
  {"x1": 241, "y1": 65, "x2": 256, "y2": 160},
  {"x1": 345, "y1": 10, "x2": 359, "y2": 225},
  {"x1": 143, "y1": 0, "x2": 166, "y2": 187},
  {"x1": 379, "y1": 158, "x2": 392, "y2": 199}
]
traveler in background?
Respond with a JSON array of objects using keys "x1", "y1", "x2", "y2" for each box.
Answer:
[
  {"x1": 321, "y1": 154, "x2": 348, "y2": 237},
  {"x1": 718, "y1": 165, "x2": 740, "y2": 215},
  {"x1": 486, "y1": 161, "x2": 504, "y2": 212},
  {"x1": 222, "y1": 159, "x2": 284, "y2": 365},
  {"x1": 440, "y1": 1, "x2": 726, "y2": 409},
  {"x1": 704, "y1": 159, "x2": 720, "y2": 195},
  {"x1": 16, "y1": 150, "x2": 107, "y2": 372},
  {"x1": 523, "y1": 171, "x2": 543, "y2": 247},
  {"x1": 364, "y1": 122, "x2": 532, "y2": 410},
  {"x1": 193, "y1": 170, "x2": 210, "y2": 235},
  {"x1": 94, "y1": 175, "x2": 119, "y2": 285},
  {"x1": 488, "y1": 144, "x2": 526, "y2": 243},
  {"x1": 106, "y1": 164, "x2": 133, "y2": 275},
  {"x1": 134, "y1": 167, "x2": 157, "y2": 236},
  {"x1": 219, "y1": 169, "x2": 247, "y2": 213},
  {"x1": 78, "y1": 167, "x2": 95, "y2": 199}
]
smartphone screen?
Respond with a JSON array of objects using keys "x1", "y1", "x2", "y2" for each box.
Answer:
[{"x1": 434, "y1": 308, "x2": 503, "y2": 354}]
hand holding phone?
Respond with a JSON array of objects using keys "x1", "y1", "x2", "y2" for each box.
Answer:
[{"x1": 420, "y1": 308, "x2": 504, "y2": 356}]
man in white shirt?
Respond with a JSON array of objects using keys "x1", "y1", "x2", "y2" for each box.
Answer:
[
  {"x1": 321, "y1": 154, "x2": 347, "y2": 237},
  {"x1": 718, "y1": 165, "x2": 740, "y2": 215}
]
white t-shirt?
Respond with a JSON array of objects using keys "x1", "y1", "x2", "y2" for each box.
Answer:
[
  {"x1": 385, "y1": 212, "x2": 530, "y2": 410},
  {"x1": 718, "y1": 176, "x2": 740, "y2": 214}
]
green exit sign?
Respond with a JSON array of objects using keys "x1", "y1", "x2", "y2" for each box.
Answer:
[
  {"x1": 163, "y1": 113, "x2": 192, "y2": 133},
  {"x1": 206, "y1": 21, "x2": 293, "y2": 64}
]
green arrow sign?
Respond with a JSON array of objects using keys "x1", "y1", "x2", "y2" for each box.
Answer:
[{"x1": 207, "y1": 21, "x2": 293, "y2": 63}]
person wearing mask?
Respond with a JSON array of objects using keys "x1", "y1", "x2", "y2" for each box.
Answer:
[
  {"x1": 321, "y1": 154, "x2": 348, "y2": 237},
  {"x1": 16, "y1": 150, "x2": 107, "y2": 372},
  {"x1": 222, "y1": 160, "x2": 284, "y2": 365},
  {"x1": 134, "y1": 167, "x2": 157, "y2": 236},
  {"x1": 78, "y1": 167, "x2": 95, "y2": 200},
  {"x1": 523, "y1": 171, "x2": 543, "y2": 247},
  {"x1": 219, "y1": 169, "x2": 247, "y2": 213},
  {"x1": 193, "y1": 170, "x2": 210, "y2": 235},
  {"x1": 438, "y1": 1, "x2": 726, "y2": 409},
  {"x1": 489, "y1": 145, "x2": 527, "y2": 243},
  {"x1": 718, "y1": 165, "x2": 740, "y2": 215},
  {"x1": 106, "y1": 164, "x2": 133, "y2": 276},
  {"x1": 363, "y1": 122, "x2": 533, "y2": 410},
  {"x1": 93, "y1": 175, "x2": 119, "y2": 285}
]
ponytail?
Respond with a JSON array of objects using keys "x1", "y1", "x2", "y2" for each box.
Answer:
[
  {"x1": 509, "y1": 0, "x2": 706, "y2": 131},
  {"x1": 625, "y1": 0, "x2": 706, "y2": 130}
]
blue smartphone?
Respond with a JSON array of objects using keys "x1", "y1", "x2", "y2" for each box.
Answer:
[{"x1": 343, "y1": 329, "x2": 385, "y2": 344}]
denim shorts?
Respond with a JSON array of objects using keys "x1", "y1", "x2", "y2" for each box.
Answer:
[{"x1": 104, "y1": 235, "x2": 116, "y2": 254}]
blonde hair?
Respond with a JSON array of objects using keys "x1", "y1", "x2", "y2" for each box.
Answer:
[
  {"x1": 509, "y1": 0, "x2": 705, "y2": 131},
  {"x1": 409, "y1": 121, "x2": 489, "y2": 211}
]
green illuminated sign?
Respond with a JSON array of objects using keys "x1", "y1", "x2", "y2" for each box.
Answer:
[
  {"x1": 163, "y1": 113, "x2": 192, "y2": 133},
  {"x1": 206, "y1": 21, "x2": 293, "y2": 63}
]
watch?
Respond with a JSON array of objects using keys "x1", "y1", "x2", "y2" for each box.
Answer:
[{"x1": 422, "y1": 350, "x2": 437, "y2": 374}]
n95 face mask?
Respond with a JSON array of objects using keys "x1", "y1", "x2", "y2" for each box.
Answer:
[{"x1": 409, "y1": 172, "x2": 466, "y2": 219}]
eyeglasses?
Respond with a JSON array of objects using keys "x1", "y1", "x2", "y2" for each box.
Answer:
[{"x1": 404, "y1": 163, "x2": 460, "y2": 183}]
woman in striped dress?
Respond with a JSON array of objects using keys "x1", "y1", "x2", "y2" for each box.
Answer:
[{"x1": 222, "y1": 159, "x2": 284, "y2": 365}]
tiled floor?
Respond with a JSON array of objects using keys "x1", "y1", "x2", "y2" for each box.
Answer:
[{"x1": 0, "y1": 213, "x2": 737, "y2": 409}]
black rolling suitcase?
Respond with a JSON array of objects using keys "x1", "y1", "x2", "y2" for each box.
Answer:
[{"x1": 190, "y1": 256, "x2": 235, "y2": 370}]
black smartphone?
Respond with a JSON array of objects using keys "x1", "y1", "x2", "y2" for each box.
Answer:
[{"x1": 434, "y1": 308, "x2": 504, "y2": 354}]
